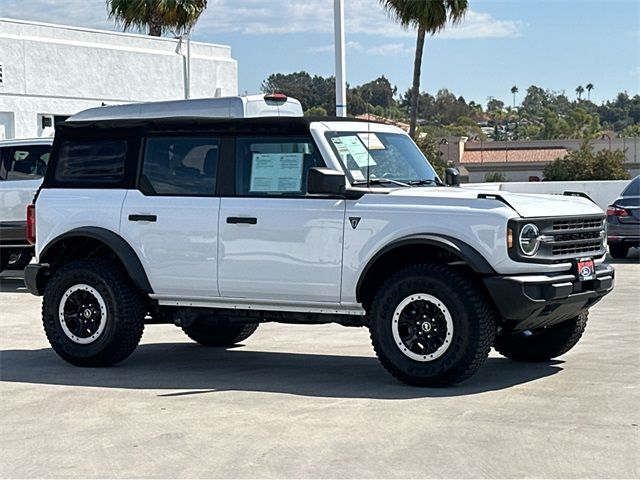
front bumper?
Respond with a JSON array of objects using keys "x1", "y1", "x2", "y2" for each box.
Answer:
[{"x1": 484, "y1": 263, "x2": 614, "y2": 332}]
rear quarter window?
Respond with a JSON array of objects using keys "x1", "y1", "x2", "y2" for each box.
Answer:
[
  {"x1": 55, "y1": 139, "x2": 127, "y2": 183},
  {"x1": 622, "y1": 177, "x2": 639, "y2": 197}
]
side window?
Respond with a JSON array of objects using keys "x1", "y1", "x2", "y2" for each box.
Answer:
[
  {"x1": 55, "y1": 139, "x2": 126, "y2": 183},
  {"x1": 1, "y1": 145, "x2": 51, "y2": 180},
  {"x1": 235, "y1": 136, "x2": 323, "y2": 196},
  {"x1": 141, "y1": 137, "x2": 219, "y2": 196}
]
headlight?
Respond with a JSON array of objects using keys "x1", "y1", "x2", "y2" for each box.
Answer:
[{"x1": 519, "y1": 223, "x2": 540, "y2": 256}]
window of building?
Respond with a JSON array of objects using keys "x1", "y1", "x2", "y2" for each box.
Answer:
[
  {"x1": 54, "y1": 139, "x2": 127, "y2": 183},
  {"x1": 0, "y1": 144, "x2": 51, "y2": 180},
  {"x1": 141, "y1": 137, "x2": 219, "y2": 196},
  {"x1": 235, "y1": 136, "x2": 323, "y2": 196}
]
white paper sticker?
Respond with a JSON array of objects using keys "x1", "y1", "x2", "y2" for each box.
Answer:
[
  {"x1": 350, "y1": 170, "x2": 365, "y2": 181},
  {"x1": 249, "y1": 153, "x2": 304, "y2": 192},
  {"x1": 357, "y1": 133, "x2": 385, "y2": 150},
  {"x1": 330, "y1": 136, "x2": 377, "y2": 168}
]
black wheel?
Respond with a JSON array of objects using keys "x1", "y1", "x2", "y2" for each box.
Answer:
[
  {"x1": 494, "y1": 313, "x2": 588, "y2": 362},
  {"x1": 609, "y1": 243, "x2": 630, "y2": 259},
  {"x1": 369, "y1": 264, "x2": 497, "y2": 387},
  {"x1": 182, "y1": 317, "x2": 259, "y2": 347},
  {"x1": 42, "y1": 259, "x2": 146, "y2": 367}
]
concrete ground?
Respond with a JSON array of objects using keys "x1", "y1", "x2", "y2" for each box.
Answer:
[{"x1": 1, "y1": 253, "x2": 638, "y2": 479}]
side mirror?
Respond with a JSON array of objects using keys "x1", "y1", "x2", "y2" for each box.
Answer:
[
  {"x1": 307, "y1": 167, "x2": 346, "y2": 195},
  {"x1": 445, "y1": 167, "x2": 460, "y2": 186}
]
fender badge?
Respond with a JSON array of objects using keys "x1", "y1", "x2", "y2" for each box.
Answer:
[{"x1": 349, "y1": 217, "x2": 361, "y2": 229}]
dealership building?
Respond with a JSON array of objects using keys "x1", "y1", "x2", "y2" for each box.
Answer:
[{"x1": 0, "y1": 17, "x2": 238, "y2": 139}]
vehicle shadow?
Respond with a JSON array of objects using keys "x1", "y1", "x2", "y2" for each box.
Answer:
[
  {"x1": 0, "y1": 275, "x2": 29, "y2": 293},
  {"x1": 606, "y1": 248, "x2": 640, "y2": 265},
  {"x1": 0, "y1": 343, "x2": 563, "y2": 399}
]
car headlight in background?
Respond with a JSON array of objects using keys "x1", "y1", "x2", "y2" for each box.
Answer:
[{"x1": 519, "y1": 223, "x2": 540, "y2": 256}]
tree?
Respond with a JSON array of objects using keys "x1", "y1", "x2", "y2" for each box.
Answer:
[
  {"x1": 487, "y1": 98, "x2": 505, "y2": 112},
  {"x1": 576, "y1": 85, "x2": 585, "y2": 100},
  {"x1": 485, "y1": 172, "x2": 508, "y2": 182},
  {"x1": 108, "y1": 0, "x2": 207, "y2": 37},
  {"x1": 543, "y1": 141, "x2": 630, "y2": 181},
  {"x1": 379, "y1": 0, "x2": 468, "y2": 139},
  {"x1": 355, "y1": 76, "x2": 397, "y2": 110},
  {"x1": 586, "y1": 83, "x2": 594, "y2": 101},
  {"x1": 414, "y1": 135, "x2": 448, "y2": 179},
  {"x1": 511, "y1": 85, "x2": 519, "y2": 108}
]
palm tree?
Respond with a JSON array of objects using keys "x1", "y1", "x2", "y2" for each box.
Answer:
[
  {"x1": 576, "y1": 85, "x2": 585, "y2": 101},
  {"x1": 379, "y1": 0, "x2": 468, "y2": 138},
  {"x1": 510, "y1": 85, "x2": 518, "y2": 108},
  {"x1": 108, "y1": 0, "x2": 207, "y2": 37},
  {"x1": 586, "y1": 83, "x2": 594, "y2": 101}
]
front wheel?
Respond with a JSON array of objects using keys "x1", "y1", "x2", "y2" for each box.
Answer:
[
  {"x1": 369, "y1": 264, "x2": 497, "y2": 387},
  {"x1": 42, "y1": 259, "x2": 146, "y2": 367},
  {"x1": 494, "y1": 313, "x2": 588, "y2": 362}
]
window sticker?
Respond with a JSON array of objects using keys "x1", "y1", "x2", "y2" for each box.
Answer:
[
  {"x1": 330, "y1": 136, "x2": 377, "y2": 168},
  {"x1": 357, "y1": 133, "x2": 386, "y2": 150},
  {"x1": 350, "y1": 170, "x2": 365, "y2": 181},
  {"x1": 249, "y1": 153, "x2": 304, "y2": 192}
]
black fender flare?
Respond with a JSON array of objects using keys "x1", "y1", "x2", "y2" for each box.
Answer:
[
  {"x1": 356, "y1": 234, "x2": 495, "y2": 300},
  {"x1": 40, "y1": 227, "x2": 153, "y2": 293}
]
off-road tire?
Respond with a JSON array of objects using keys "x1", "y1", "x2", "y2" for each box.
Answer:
[
  {"x1": 42, "y1": 259, "x2": 146, "y2": 367},
  {"x1": 369, "y1": 263, "x2": 497, "y2": 387},
  {"x1": 182, "y1": 320, "x2": 259, "y2": 347},
  {"x1": 609, "y1": 243, "x2": 630, "y2": 259},
  {"x1": 494, "y1": 312, "x2": 588, "y2": 362}
]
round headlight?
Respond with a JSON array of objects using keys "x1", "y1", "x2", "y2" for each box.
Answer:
[{"x1": 519, "y1": 223, "x2": 540, "y2": 256}]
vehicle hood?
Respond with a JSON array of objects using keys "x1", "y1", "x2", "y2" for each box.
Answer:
[{"x1": 387, "y1": 187, "x2": 604, "y2": 218}]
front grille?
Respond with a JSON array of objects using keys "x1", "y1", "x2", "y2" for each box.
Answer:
[
  {"x1": 543, "y1": 216, "x2": 606, "y2": 259},
  {"x1": 509, "y1": 215, "x2": 607, "y2": 263}
]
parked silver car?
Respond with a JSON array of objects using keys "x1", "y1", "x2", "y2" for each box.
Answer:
[{"x1": 607, "y1": 176, "x2": 640, "y2": 258}]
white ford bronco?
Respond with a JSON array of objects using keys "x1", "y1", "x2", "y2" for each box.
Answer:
[{"x1": 24, "y1": 103, "x2": 615, "y2": 386}]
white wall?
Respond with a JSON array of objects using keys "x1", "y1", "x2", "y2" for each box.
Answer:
[
  {"x1": 0, "y1": 18, "x2": 238, "y2": 139},
  {"x1": 464, "y1": 180, "x2": 633, "y2": 211}
]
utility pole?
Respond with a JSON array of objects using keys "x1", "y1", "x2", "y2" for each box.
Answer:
[{"x1": 334, "y1": 0, "x2": 347, "y2": 117}]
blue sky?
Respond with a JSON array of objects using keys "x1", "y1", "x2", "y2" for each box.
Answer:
[{"x1": 3, "y1": 0, "x2": 639, "y2": 107}]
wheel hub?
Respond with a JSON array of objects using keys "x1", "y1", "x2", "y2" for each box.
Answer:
[
  {"x1": 391, "y1": 293, "x2": 454, "y2": 362},
  {"x1": 58, "y1": 284, "x2": 107, "y2": 345}
]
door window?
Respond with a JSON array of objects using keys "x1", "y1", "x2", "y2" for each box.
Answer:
[
  {"x1": 141, "y1": 137, "x2": 219, "y2": 196},
  {"x1": 235, "y1": 136, "x2": 323, "y2": 196},
  {"x1": 0, "y1": 144, "x2": 50, "y2": 180}
]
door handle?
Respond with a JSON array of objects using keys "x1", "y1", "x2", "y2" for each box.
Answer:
[
  {"x1": 226, "y1": 216, "x2": 257, "y2": 225},
  {"x1": 129, "y1": 214, "x2": 157, "y2": 222}
]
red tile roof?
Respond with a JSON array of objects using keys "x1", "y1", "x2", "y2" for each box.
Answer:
[{"x1": 461, "y1": 148, "x2": 569, "y2": 164}]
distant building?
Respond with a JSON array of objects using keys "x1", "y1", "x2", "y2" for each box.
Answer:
[
  {"x1": 0, "y1": 17, "x2": 238, "y2": 139},
  {"x1": 355, "y1": 113, "x2": 410, "y2": 132},
  {"x1": 438, "y1": 136, "x2": 640, "y2": 182}
]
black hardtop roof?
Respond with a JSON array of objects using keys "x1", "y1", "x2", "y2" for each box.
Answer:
[{"x1": 57, "y1": 116, "x2": 376, "y2": 138}]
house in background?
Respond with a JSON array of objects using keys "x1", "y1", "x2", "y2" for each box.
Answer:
[
  {"x1": 438, "y1": 136, "x2": 640, "y2": 182},
  {"x1": 0, "y1": 17, "x2": 238, "y2": 139}
]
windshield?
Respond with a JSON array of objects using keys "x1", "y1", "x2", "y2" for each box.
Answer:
[{"x1": 326, "y1": 131, "x2": 440, "y2": 186}]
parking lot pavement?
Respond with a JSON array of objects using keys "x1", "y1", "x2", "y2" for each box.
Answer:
[{"x1": 0, "y1": 254, "x2": 638, "y2": 479}]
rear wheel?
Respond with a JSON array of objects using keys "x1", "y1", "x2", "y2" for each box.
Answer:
[
  {"x1": 609, "y1": 243, "x2": 630, "y2": 259},
  {"x1": 369, "y1": 264, "x2": 497, "y2": 387},
  {"x1": 494, "y1": 313, "x2": 588, "y2": 362},
  {"x1": 182, "y1": 317, "x2": 258, "y2": 347},
  {"x1": 42, "y1": 259, "x2": 146, "y2": 367}
]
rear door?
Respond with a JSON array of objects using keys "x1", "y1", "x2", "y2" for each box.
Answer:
[
  {"x1": 120, "y1": 136, "x2": 221, "y2": 297},
  {"x1": 218, "y1": 135, "x2": 345, "y2": 303}
]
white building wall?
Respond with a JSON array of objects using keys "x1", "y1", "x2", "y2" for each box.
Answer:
[{"x1": 0, "y1": 18, "x2": 237, "y2": 139}]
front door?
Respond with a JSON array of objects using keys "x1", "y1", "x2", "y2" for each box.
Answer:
[{"x1": 218, "y1": 135, "x2": 345, "y2": 303}]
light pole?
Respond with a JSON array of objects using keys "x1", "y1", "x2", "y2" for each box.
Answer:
[
  {"x1": 334, "y1": 0, "x2": 347, "y2": 117},
  {"x1": 176, "y1": 32, "x2": 191, "y2": 99}
]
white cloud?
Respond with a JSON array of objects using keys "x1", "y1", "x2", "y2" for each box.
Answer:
[
  {"x1": 1, "y1": 0, "x2": 523, "y2": 40},
  {"x1": 308, "y1": 41, "x2": 363, "y2": 54}
]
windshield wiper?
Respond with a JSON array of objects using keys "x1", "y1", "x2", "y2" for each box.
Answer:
[
  {"x1": 406, "y1": 178, "x2": 446, "y2": 187},
  {"x1": 352, "y1": 178, "x2": 411, "y2": 188}
]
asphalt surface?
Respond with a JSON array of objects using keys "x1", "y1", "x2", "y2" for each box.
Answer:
[{"x1": 1, "y1": 253, "x2": 639, "y2": 479}]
